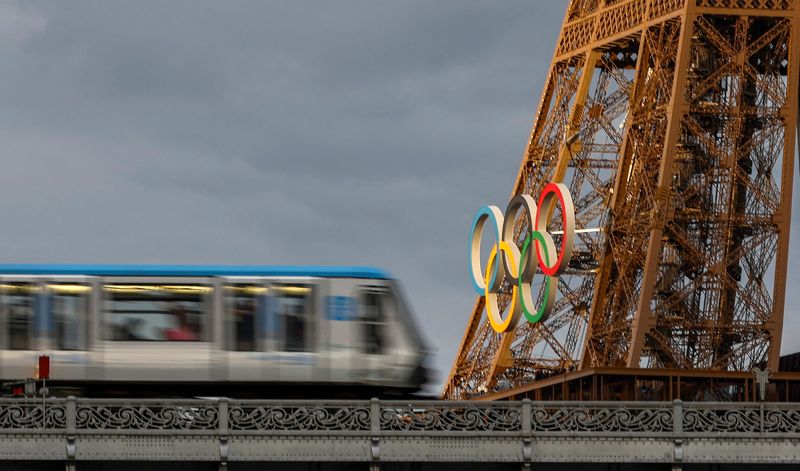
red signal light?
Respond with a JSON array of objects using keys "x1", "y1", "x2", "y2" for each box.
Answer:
[{"x1": 37, "y1": 355, "x2": 50, "y2": 380}]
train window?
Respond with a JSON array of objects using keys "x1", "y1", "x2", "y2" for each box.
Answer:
[
  {"x1": 225, "y1": 285, "x2": 264, "y2": 351},
  {"x1": 1, "y1": 283, "x2": 37, "y2": 350},
  {"x1": 50, "y1": 284, "x2": 91, "y2": 351},
  {"x1": 275, "y1": 285, "x2": 313, "y2": 352},
  {"x1": 361, "y1": 289, "x2": 389, "y2": 354},
  {"x1": 104, "y1": 284, "x2": 211, "y2": 341}
]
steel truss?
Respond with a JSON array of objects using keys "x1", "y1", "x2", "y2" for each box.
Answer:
[{"x1": 445, "y1": 0, "x2": 800, "y2": 400}]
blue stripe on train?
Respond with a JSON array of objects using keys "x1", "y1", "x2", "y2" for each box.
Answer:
[{"x1": 0, "y1": 264, "x2": 390, "y2": 279}]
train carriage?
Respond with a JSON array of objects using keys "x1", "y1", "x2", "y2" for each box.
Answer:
[{"x1": 0, "y1": 264, "x2": 428, "y2": 397}]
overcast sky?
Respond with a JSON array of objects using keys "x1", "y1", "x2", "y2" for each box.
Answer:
[{"x1": 2, "y1": 0, "x2": 800, "y2": 392}]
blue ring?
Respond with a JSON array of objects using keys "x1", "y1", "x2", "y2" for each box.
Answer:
[{"x1": 469, "y1": 206, "x2": 503, "y2": 294}]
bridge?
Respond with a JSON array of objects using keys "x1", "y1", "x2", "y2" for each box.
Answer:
[{"x1": 1, "y1": 397, "x2": 799, "y2": 470}]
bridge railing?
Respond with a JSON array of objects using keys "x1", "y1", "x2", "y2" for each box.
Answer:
[{"x1": 0, "y1": 397, "x2": 799, "y2": 437}]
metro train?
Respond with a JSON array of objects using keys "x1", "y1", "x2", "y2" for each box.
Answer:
[{"x1": 0, "y1": 264, "x2": 428, "y2": 397}]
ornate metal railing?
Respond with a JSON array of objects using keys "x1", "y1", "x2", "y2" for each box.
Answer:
[
  {"x1": 0, "y1": 398, "x2": 798, "y2": 436},
  {"x1": 228, "y1": 401, "x2": 371, "y2": 432}
]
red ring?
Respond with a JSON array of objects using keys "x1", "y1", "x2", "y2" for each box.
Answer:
[{"x1": 534, "y1": 183, "x2": 568, "y2": 277}]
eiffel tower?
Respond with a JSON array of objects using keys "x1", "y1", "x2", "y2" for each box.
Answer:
[{"x1": 445, "y1": 0, "x2": 800, "y2": 400}]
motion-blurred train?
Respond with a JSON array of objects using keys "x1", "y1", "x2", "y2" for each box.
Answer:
[{"x1": 0, "y1": 264, "x2": 429, "y2": 397}]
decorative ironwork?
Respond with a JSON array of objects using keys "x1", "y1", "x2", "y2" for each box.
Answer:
[
  {"x1": 650, "y1": 0, "x2": 686, "y2": 20},
  {"x1": 0, "y1": 398, "x2": 793, "y2": 436},
  {"x1": 683, "y1": 407, "x2": 760, "y2": 433},
  {"x1": 380, "y1": 402, "x2": 520, "y2": 432},
  {"x1": 75, "y1": 401, "x2": 218, "y2": 430},
  {"x1": 558, "y1": 18, "x2": 596, "y2": 56},
  {"x1": 683, "y1": 404, "x2": 800, "y2": 434},
  {"x1": 0, "y1": 401, "x2": 65, "y2": 429},
  {"x1": 596, "y1": 1, "x2": 645, "y2": 40},
  {"x1": 763, "y1": 408, "x2": 800, "y2": 433},
  {"x1": 696, "y1": 0, "x2": 793, "y2": 9},
  {"x1": 228, "y1": 402, "x2": 370, "y2": 431},
  {"x1": 558, "y1": 0, "x2": 689, "y2": 58},
  {"x1": 531, "y1": 404, "x2": 673, "y2": 432}
]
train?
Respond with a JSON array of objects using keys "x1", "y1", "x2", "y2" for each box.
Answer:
[{"x1": 0, "y1": 264, "x2": 429, "y2": 397}]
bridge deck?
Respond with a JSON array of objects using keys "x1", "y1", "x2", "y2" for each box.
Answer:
[{"x1": 0, "y1": 398, "x2": 798, "y2": 468}]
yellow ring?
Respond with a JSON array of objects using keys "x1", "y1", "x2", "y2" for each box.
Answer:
[{"x1": 484, "y1": 241, "x2": 520, "y2": 333}]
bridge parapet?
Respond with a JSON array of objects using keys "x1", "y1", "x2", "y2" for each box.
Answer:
[{"x1": 0, "y1": 398, "x2": 798, "y2": 466}]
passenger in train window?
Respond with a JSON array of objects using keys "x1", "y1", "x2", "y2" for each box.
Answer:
[
  {"x1": 164, "y1": 304, "x2": 198, "y2": 341},
  {"x1": 105, "y1": 284, "x2": 207, "y2": 341}
]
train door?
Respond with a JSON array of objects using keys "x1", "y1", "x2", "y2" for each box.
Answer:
[
  {"x1": 356, "y1": 285, "x2": 392, "y2": 384},
  {"x1": 221, "y1": 278, "x2": 268, "y2": 382},
  {"x1": 0, "y1": 276, "x2": 44, "y2": 379},
  {"x1": 45, "y1": 276, "x2": 95, "y2": 382},
  {"x1": 99, "y1": 277, "x2": 213, "y2": 382},
  {"x1": 270, "y1": 278, "x2": 318, "y2": 383}
]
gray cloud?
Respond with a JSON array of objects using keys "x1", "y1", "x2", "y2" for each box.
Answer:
[{"x1": 2, "y1": 0, "x2": 799, "y2": 393}]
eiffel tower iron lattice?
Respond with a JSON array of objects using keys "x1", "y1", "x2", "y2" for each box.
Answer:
[{"x1": 445, "y1": 0, "x2": 800, "y2": 400}]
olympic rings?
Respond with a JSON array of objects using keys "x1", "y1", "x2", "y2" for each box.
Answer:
[{"x1": 468, "y1": 182, "x2": 575, "y2": 333}]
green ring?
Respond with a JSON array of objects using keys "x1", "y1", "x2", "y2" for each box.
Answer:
[{"x1": 519, "y1": 232, "x2": 552, "y2": 323}]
